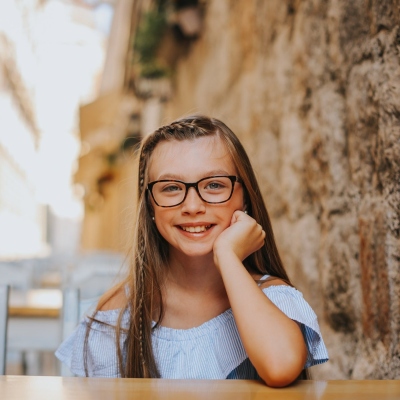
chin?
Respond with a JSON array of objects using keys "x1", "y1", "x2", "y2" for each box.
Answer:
[{"x1": 176, "y1": 246, "x2": 214, "y2": 259}]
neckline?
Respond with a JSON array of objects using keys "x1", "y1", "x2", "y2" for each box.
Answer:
[{"x1": 152, "y1": 307, "x2": 234, "y2": 340}]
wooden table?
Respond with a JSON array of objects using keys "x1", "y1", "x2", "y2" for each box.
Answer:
[{"x1": 1, "y1": 376, "x2": 399, "y2": 400}]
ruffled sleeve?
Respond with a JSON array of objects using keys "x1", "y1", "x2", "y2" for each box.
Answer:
[
  {"x1": 262, "y1": 285, "x2": 329, "y2": 368},
  {"x1": 55, "y1": 309, "x2": 128, "y2": 377}
]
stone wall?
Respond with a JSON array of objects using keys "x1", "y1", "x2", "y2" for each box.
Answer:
[{"x1": 164, "y1": 0, "x2": 400, "y2": 379}]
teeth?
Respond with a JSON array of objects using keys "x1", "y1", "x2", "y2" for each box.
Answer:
[{"x1": 182, "y1": 225, "x2": 210, "y2": 233}]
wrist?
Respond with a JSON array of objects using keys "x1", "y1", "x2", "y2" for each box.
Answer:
[{"x1": 213, "y1": 246, "x2": 240, "y2": 272}]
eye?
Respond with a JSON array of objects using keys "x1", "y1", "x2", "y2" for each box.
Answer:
[
  {"x1": 205, "y1": 182, "x2": 225, "y2": 190},
  {"x1": 203, "y1": 178, "x2": 230, "y2": 191},
  {"x1": 160, "y1": 183, "x2": 183, "y2": 193}
]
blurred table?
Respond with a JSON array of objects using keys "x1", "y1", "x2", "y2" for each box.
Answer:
[
  {"x1": 7, "y1": 289, "x2": 62, "y2": 374},
  {"x1": 1, "y1": 377, "x2": 400, "y2": 400}
]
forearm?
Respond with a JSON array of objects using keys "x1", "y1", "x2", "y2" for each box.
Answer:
[{"x1": 215, "y1": 252, "x2": 307, "y2": 387}]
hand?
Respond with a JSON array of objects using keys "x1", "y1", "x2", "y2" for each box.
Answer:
[{"x1": 213, "y1": 210, "x2": 266, "y2": 266}]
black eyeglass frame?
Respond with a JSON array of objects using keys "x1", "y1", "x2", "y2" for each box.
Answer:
[{"x1": 147, "y1": 175, "x2": 242, "y2": 208}]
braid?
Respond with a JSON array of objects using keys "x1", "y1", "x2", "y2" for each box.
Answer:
[
  {"x1": 163, "y1": 121, "x2": 199, "y2": 134},
  {"x1": 138, "y1": 239, "x2": 145, "y2": 365},
  {"x1": 138, "y1": 151, "x2": 147, "y2": 195}
]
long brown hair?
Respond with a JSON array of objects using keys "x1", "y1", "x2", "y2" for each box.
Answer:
[{"x1": 85, "y1": 115, "x2": 291, "y2": 378}]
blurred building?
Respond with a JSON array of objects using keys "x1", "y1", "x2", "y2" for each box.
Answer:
[
  {"x1": 0, "y1": 0, "x2": 109, "y2": 259},
  {"x1": 0, "y1": 1, "x2": 46, "y2": 259},
  {"x1": 75, "y1": 0, "x2": 138, "y2": 252}
]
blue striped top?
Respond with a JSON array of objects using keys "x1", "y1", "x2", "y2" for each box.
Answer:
[{"x1": 55, "y1": 281, "x2": 329, "y2": 379}]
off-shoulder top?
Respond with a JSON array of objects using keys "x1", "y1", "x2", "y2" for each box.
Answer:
[{"x1": 55, "y1": 278, "x2": 329, "y2": 379}]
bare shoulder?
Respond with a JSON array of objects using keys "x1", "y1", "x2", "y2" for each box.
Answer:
[
  {"x1": 99, "y1": 285, "x2": 128, "y2": 311},
  {"x1": 257, "y1": 276, "x2": 290, "y2": 290}
]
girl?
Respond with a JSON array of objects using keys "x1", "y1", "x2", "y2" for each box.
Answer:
[{"x1": 56, "y1": 115, "x2": 328, "y2": 387}]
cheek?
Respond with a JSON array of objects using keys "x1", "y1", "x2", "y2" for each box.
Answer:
[
  {"x1": 153, "y1": 217, "x2": 169, "y2": 243},
  {"x1": 231, "y1": 189, "x2": 245, "y2": 210},
  {"x1": 153, "y1": 209, "x2": 173, "y2": 231},
  {"x1": 219, "y1": 199, "x2": 244, "y2": 225}
]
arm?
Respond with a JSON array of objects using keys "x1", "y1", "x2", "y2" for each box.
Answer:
[{"x1": 213, "y1": 211, "x2": 307, "y2": 387}]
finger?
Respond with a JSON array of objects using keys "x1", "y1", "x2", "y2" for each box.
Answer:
[
  {"x1": 230, "y1": 211, "x2": 240, "y2": 225},
  {"x1": 257, "y1": 224, "x2": 266, "y2": 241},
  {"x1": 231, "y1": 209, "x2": 248, "y2": 224}
]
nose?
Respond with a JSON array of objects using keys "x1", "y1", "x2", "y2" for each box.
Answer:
[{"x1": 181, "y1": 187, "x2": 206, "y2": 214}]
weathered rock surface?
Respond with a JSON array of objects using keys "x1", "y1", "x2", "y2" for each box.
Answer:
[{"x1": 164, "y1": 0, "x2": 400, "y2": 379}]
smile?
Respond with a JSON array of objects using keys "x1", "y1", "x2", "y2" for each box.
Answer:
[{"x1": 180, "y1": 225, "x2": 212, "y2": 233}]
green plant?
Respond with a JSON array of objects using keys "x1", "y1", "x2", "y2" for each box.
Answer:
[{"x1": 134, "y1": 10, "x2": 168, "y2": 78}]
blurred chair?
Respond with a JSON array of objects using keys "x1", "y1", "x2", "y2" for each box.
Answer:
[
  {"x1": 21, "y1": 257, "x2": 60, "y2": 289},
  {"x1": 0, "y1": 262, "x2": 33, "y2": 290},
  {"x1": 21, "y1": 254, "x2": 77, "y2": 289},
  {"x1": 60, "y1": 288, "x2": 99, "y2": 376},
  {"x1": 0, "y1": 285, "x2": 10, "y2": 375},
  {"x1": 7, "y1": 287, "x2": 62, "y2": 376},
  {"x1": 59, "y1": 251, "x2": 124, "y2": 376},
  {"x1": 67, "y1": 251, "x2": 124, "y2": 299},
  {"x1": 2, "y1": 256, "x2": 77, "y2": 376}
]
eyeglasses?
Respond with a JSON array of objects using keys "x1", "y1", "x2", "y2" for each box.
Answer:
[{"x1": 147, "y1": 175, "x2": 242, "y2": 207}]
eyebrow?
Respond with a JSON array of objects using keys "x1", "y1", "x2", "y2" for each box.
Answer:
[{"x1": 157, "y1": 170, "x2": 233, "y2": 181}]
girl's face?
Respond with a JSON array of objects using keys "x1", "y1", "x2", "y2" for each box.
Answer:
[{"x1": 148, "y1": 135, "x2": 245, "y2": 260}]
